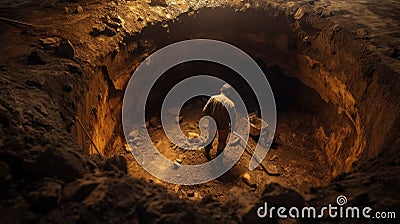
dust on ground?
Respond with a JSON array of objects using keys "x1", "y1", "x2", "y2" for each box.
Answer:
[{"x1": 125, "y1": 97, "x2": 332, "y2": 201}]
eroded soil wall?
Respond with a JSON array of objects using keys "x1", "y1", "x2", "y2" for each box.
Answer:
[{"x1": 74, "y1": 6, "x2": 399, "y2": 178}]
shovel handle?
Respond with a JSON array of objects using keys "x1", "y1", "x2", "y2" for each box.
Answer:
[{"x1": 232, "y1": 131, "x2": 268, "y2": 173}]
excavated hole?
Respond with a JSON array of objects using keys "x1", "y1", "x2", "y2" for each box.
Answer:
[{"x1": 77, "y1": 8, "x2": 362, "y2": 198}]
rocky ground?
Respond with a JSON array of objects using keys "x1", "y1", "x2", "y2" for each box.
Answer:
[{"x1": 0, "y1": 0, "x2": 399, "y2": 223}]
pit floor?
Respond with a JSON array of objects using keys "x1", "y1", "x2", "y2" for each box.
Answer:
[{"x1": 124, "y1": 99, "x2": 332, "y2": 201}]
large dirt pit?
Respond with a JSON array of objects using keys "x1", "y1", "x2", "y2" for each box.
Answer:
[
  {"x1": 1, "y1": 0, "x2": 399, "y2": 223},
  {"x1": 79, "y1": 7, "x2": 368, "y2": 196}
]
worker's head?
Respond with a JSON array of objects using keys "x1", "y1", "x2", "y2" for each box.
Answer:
[{"x1": 220, "y1": 84, "x2": 233, "y2": 97}]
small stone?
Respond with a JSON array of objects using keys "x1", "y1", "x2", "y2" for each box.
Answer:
[
  {"x1": 64, "y1": 7, "x2": 70, "y2": 13},
  {"x1": 149, "y1": 0, "x2": 168, "y2": 7},
  {"x1": 242, "y1": 173, "x2": 257, "y2": 188},
  {"x1": 39, "y1": 37, "x2": 58, "y2": 47},
  {"x1": 294, "y1": 7, "x2": 305, "y2": 20},
  {"x1": 57, "y1": 39, "x2": 75, "y2": 59},
  {"x1": 76, "y1": 5, "x2": 84, "y2": 13},
  {"x1": 303, "y1": 36, "x2": 311, "y2": 45},
  {"x1": 175, "y1": 158, "x2": 183, "y2": 164}
]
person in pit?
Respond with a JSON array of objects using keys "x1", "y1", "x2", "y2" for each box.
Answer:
[{"x1": 202, "y1": 84, "x2": 236, "y2": 160}]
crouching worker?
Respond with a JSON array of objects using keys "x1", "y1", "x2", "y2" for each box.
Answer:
[{"x1": 202, "y1": 84, "x2": 236, "y2": 160}]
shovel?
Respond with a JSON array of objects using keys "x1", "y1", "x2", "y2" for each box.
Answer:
[{"x1": 232, "y1": 131, "x2": 278, "y2": 176}]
